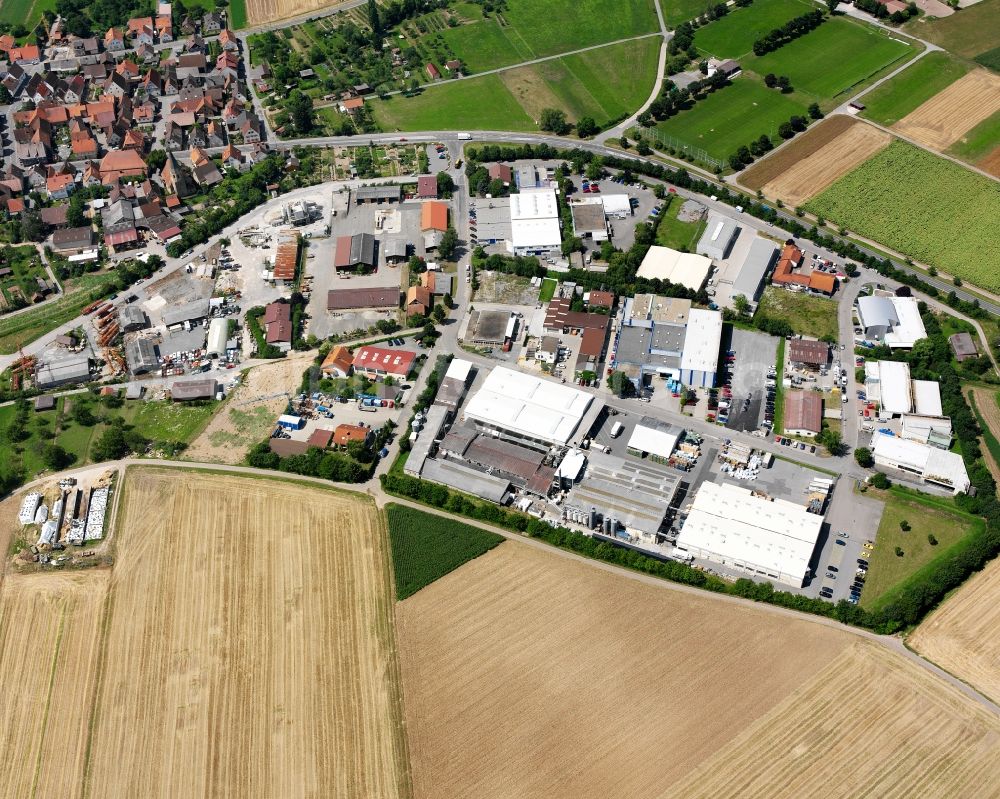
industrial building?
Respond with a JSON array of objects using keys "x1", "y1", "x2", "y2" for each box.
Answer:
[
  {"x1": 729, "y1": 238, "x2": 778, "y2": 309},
  {"x1": 949, "y1": 332, "x2": 978, "y2": 362},
  {"x1": 419, "y1": 457, "x2": 511, "y2": 503},
  {"x1": 466, "y1": 309, "x2": 515, "y2": 346},
  {"x1": 125, "y1": 338, "x2": 159, "y2": 374},
  {"x1": 119, "y1": 304, "x2": 148, "y2": 332},
  {"x1": 271, "y1": 230, "x2": 300, "y2": 283},
  {"x1": 320, "y1": 344, "x2": 354, "y2": 378},
  {"x1": 510, "y1": 188, "x2": 561, "y2": 255},
  {"x1": 856, "y1": 295, "x2": 926, "y2": 348},
  {"x1": 570, "y1": 199, "x2": 608, "y2": 241},
  {"x1": 871, "y1": 432, "x2": 970, "y2": 494},
  {"x1": 462, "y1": 366, "x2": 599, "y2": 449},
  {"x1": 864, "y1": 361, "x2": 942, "y2": 419},
  {"x1": 333, "y1": 233, "x2": 376, "y2": 272},
  {"x1": 783, "y1": 390, "x2": 823, "y2": 436},
  {"x1": 163, "y1": 298, "x2": 210, "y2": 328},
  {"x1": 404, "y1": 404, "x2": 452, "y2": 478},
  {"x1": 635, "y1": 246, "x2": 712, "y2": 292},
  {"x1": 35, "y1": 353, "x2": 92, "y2": 388},
  {"x1": 788, "y1": 338, "x2": 829, "y2": 370},
  {"x1": 613, "y1": 296, "x2": 691, "y2": 387},
  {"x1": 352, "y1": 345, "x2": 416, "y2": 379},
  {"x1": 354, "y1": 185, "x2": 401, "y2": 204},
  {"x1": 171, "y1": 378, "x2": 218, "y2": 401},
  {"x1": 679, "y1": 308, "x2": 723, "y2": 387},
  {"x1": 600, "y1": 194, "x2": 632, "y2": 219},
  {"x1": 436, "y1": 358, "x2": 474, "y2": 409},
  {"x1": 625, "y1": 418, "x2": 680, "y2": 463},
  {"x1": 326, "y1": 286, "x2": 399, "y2": 312},
  {"x1": 438, "y1": 424, "x2": 555, "y2": 496},
  {"x1": 206, "y1": 318, "x2": 228, "y2": 357},
  {"x1": 475, "y1": 198, "x2": 512, "y2": 246},
  {"x1": 696, "y1": 214, "x2": 739, "y2": 260},
  {"x1": 676, "y1": 481, "x2": 824, "y2": 587}
]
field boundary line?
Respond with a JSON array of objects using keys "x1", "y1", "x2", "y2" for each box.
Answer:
[{"x1": 901, "y1": 636, "x2": 1000, "y2": 709}]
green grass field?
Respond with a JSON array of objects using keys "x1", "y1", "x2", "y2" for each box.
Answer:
[
  {"x1": 904, "y1": 0, "x2": 1000, "y2": 58},
  {"x1": 538, "y1": 278, "x2": 557, "y2": 301},
  {"x1": 437, "y1": 0, "x2": 659, "y2": 72},
  {"x1": 0, "y1": 0, "x2": 37, "y2": 26},
  {"x1": 948, "y1": 109, "x2": 1000, "y2": 163},
  {"x1": 385, "y1": 503, "x2": 504, "y2": 600},
  {"x1": 806, "y1": 141, "x2": 1000, "y2": 292},
  {"x1": 749, "y1": 17, "x2": 916, "y2": 102},
  {"x1": 654, "y1": 195, "x2": 706, "y2": 251},
  {"x1": 372, "y1": 74, "x2": 536, "y2": 131},
  {"x1": 977, "y1": 45, "x2": 1000, "y2": 74},
  {"x1": 229, "y1": 0, "x2": 247, "y2": 29},
  {"x1": 694, "y1": 0, "x2": 812, "y2": 59},
  {"x1": 756, "y1": 286, "x2": 839, "y2": 341},
  {"x1": 653, "y1": 78, "x2": 808, "y2": 162},
  {"x1": 861, "y1": 487, "x2": 984, "y2": 610},
  {"x1": 859, "y1": 51, "x2": 970, "y2": 126}
]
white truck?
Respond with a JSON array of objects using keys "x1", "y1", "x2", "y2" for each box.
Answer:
[
  {"x1": 457, "y1": 132, "x2": 472, "y2": 140},
  {"x1": 610, "y1": 421, "x2": 625, "y2": 438}
]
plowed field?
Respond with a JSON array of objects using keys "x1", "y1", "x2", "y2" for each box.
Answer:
[
  {"x1": 761, "y1": 121, "x2": 892, "y2": 206},
  {"x1": 895, "y1": 69, "x2": 1000, "y2": 151}
]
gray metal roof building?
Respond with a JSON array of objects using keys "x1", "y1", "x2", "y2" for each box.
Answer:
[
  {"x1": 696, "y1": 214, "x2": 740, "y2": 260},
  {"x1": 171, "y1": 378, "x2": 218, "y2": 401},
  {"x1": 35, "y1": 354, "x2": 92, "y2": 388},
  {"x1": 354, "y1": 185, "x2": 402, "y2": 204},
  {"x1": 466, "y1": 309, "x2": 512, "y2": 345},
  {"x1": 475, "y1": 198, "x2": 512, "y2": 245},
  {"x1": 383, "y1": 238, "x2": 408, "y2": 261},
  {"x1": 126, "y1": 338, "x2": 159, "y2": 374},
  {"x1": 119, "y1": 304, "x2": 148, "y2": 331},
  {"x1": 162, "y1": 298, "x2": 211, "y2": 327},
  {"x1": 731, "y1": 238, "x2": 778, "y2": 306},
  {"x1": 404, "y1": 404, "x2": 452, "y2": 477},
  {"x1": 419, "y1": 457, "x2": 511, "y2": 503}
]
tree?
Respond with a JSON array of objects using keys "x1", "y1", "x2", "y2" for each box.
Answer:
[
  {"x1": 900, "y1": 519, "x2": 911, "y2": 531},
  {"x1": 927, "y1": 533, "x2": 938, "y2": 546},
  {"x1": 437, "y1": 227, "x2": 459, "y2": 260},
  {"x1": 764, "y1": 73, "x2": 777, "y2": 88},
  {"x1": 607, "y1": 371, "x2": 636, "y2": 398},
  {"x1": 367, "y1": 0, "x2": 382, "y2": 47},
  {"x1": 66, "y1": 193, "x2": 87, "y2": 227},
  {"x1": 827, "y1": 0, "x2": 838, "y2": 11},
  {"x1": 286, "y1": 90, "x2": 314, "y2": 134},
  {"x1": 777, "y1": 75, "x2": 792, "y2": 93},
  {"x1": 436, "y1": 171, "x2": 455, "y2": 196},
  {"x1": 854, "y1": 446, "x2": 873, "y2": 467},
  {"x1": 20, "y1": 209, "x2": 45, "y2": 242},
  {"x1": 576, "y1": 116, "x2": 598, "y2": 138},
  {"x1": 92, "y1": 425, "x2": 131, "y2": 461},
  {"x1": 42, "y1": 443, "x2": 74, "y2": 470},
  {"x1": 431, "y1": 304, "x2": 446, "y2": 323},
  {"x1": 871, "y1": 472, "x2": 891, "y2": 489},
  {"x1": 894, "y1": 546, "x2": 904, "y2": 557},
  {"x1": 147, "y1": 149, "x2": 167, "y2": 172},
  {"x1": 733, "y1": 294, "x2": 750, "y2": 318},
  {"x1": 71, "y1": 402, "x2": 97, "y2": 426},
  {"x1": 778, "y1": 122, "x2": 794, "y2": 139},
  {"x1": 808, "y1": 102, "x2": 823, "y2": 120},
  {"x1": 539, "y1": 108, "x2": 570, "y2": 135}
]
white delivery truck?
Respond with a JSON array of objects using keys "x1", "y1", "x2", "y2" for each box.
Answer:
[{"x1": 610, "y1": 421, "x2": 625, "y2": 438}]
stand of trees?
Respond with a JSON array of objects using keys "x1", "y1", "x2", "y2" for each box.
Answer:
[{"x1": 752, "y1": 9, "x2": 825, "y2": 56}]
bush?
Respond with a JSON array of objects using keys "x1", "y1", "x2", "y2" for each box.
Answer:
[{"x1": 871, "y1": 473, "x2": 891, "y2": 489}]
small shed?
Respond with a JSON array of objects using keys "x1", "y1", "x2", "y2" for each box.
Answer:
[
  {"x1": 34, "y1": 395, "x2": 55, "y2": 411},
  {"x1": 277, "y1": 414, "x2": 304, "y2": 430}
]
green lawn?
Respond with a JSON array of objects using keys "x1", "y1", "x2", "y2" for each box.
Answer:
[
  {"x1": 538, "y1": 278, "x2": 557, "y2": 301},
  {"x1": 386, "y1": 503, "x2": 504, "y2": 600},
  {"x1": 654, "y1": 78, "x2": 808, "y2": 162},
  {"x1": 654, "y1": 195, "x2": 706, "y2": 251},
  {"x1": 229, "y1": 0, "x2": 247, "y2": 29},
  {"x1": 806, "y1": 141, "x2": 1000, "y2": 292},
  {"x1": 861, "y1": 487, "x2": 984, "y2": 610},
  {"x1": 748, "y1": 17, "x2": 916, "y2": 102},
  {"x1": 660, "y1": 0, "x2": 718, "y2": 26},
  {"x1": 860, "y1": 51, "x2": 970, "y2": 127},
  {"x1": 0, "y1": 0, "x2": 36, "y2": 26},
  {"x1": 372, "y1": 74, "x2": 536, "y2": 131},
  {"x1": 904, "y1": 0, "x2": 1000, "y2": 58},
  {"x1": 437, "y1": 0, "x2": 659, "y2": 72},
  {"x1": 948, "y1": 109, "x2": 1000, "y2": 163},
  {"x1": 694, "y1": 0, "x2": 813, "y2": 59},
  {"x1": 977, "y1": 45, "x2": 1000, "y2": 73},
  {"x1": 756, "y1": 286, "x2": 839, "y2": 341}
]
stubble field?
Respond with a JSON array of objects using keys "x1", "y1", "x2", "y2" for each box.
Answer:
[
  {"x1": 908, "y1": 557, "x2": 1000, "y2": 705},
  {"x1": 397, "y1": 542, "x2": 1000, "y2": 798},
  {"x1": 757, "y1": 119, "x2": 892, "y2": 206},
  {"x1": 0, "y1": 468, "x2": 409, "y2": 798},
  {"x1": 245, "y1": 0, "x2": 349, "y2": 27},
  {"x1": 894, "y1": 69, "x2": 1000, "y2": 151}
]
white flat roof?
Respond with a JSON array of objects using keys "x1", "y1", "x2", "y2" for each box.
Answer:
[
  {"x1": 676, "y1": 481, "x2": 823, "y2": 586},
  {"x1": 463, "y1": 366, "x2": 594, "y2": 445},
  {"x1": 912, "y1": 379, "x2": 942, "y2": 417},
  {"x1": 877, "y1": 360, "x2": 912, "y2": 415},
  {"x1": 885, "y1": 296, "x2": 927, "y2": 348},
  {"x1": 857, "y1": 295, "x2": 897, "y2": 329},
  {"x1": 445, "y1": 358, "x2": 473, "y2": 382},
  {"x1": 626, "y1": 424, "x2": 679, "y2": 460},
  {"x1": 681, "y1": 308, "x2": 723, "y2": 374},
  {"x1": 636, "y1": 246, "x2": 712, "y2": 292},
  {"x1": 510, "y1": 187, "x2": 558, "y2": 220},
  {"x1": 872, "y1": 432, "x2": 969, "y2": 492},
  {"x1": 510, "y1": 187, "x2": 561, "y2": 251},
  {"x1": 601, "y1": 194, "x2": 631, "y2": 215}
]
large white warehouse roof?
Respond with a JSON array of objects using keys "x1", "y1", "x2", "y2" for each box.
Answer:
[
  {"x1": 872, "y1": 432, "x2": 970, "y2": 494},
  {"x1": 681, "y1": 308, "x2": 723, "y2": 374},
  {"x1": 677, "y1": 481, "x2": 823, "y2": 587},
  {"x1": 510, "y1": 188, "x2": 561, "y2": 252},
  {"x1": 636, "y1": 246, "x2": 712, "y2": 291},
  {"x1": 626, "y1": 423, "x2": 679, "y2": 460},
  {"x1": 463, "y1": 366, "x2": 594, "y2": 445}
]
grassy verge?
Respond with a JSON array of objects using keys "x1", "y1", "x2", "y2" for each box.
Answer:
[
  {"x1": 861, "y1": 486, "x2": 985, "y2": 610},
  {"x1": 756, "y1": 286, "x2": 839, "y2": 341},
  {"x1": 538, "y1": 278, "x2": 557, "y2": 302},
  {"x1": 385, "y1": 503, "x2": 504, "y2": 600},
  {"x1": 654, "y1": 195, "x2": 707, "y2": 251},
  {"x1": 773, "y1": 337, "x2": 785, "y2": 433}
]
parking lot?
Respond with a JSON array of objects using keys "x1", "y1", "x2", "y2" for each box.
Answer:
[{"x1": 722, "y1": 328, "x2": 778, "y2": 433}]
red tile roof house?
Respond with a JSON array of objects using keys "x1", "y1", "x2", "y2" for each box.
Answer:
[
  {"x1": 426, "y1": 63, "x2": 441, "y2": 80},
  {"x1": 416, "y1": 175, "x2": 437, "y2": 198},
  {"x1": 262, "y1": 301, "x2": 293, "y2": 352},
  {"x1": 352, "y1": 345, "x2": 416, "y2": 379}
]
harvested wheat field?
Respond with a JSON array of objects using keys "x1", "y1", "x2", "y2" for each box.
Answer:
[
  {"x1": 246, "y1": 0, "x2": 349, "y2": 26},
  {"x1": 980, "y1": 146, "x2": 1000, "y2": 178},
  {"x1": 396, "y1": 543, "x2": 854, "y2": 799},
  {"x1": 760, "y1": 121, "x2": 892, "y2": 207},
  {"x1": 895, "y1": 69, "x2": 1000, "y2": 151},
  {"x1": 909, "y1": 558, "x2": 1000, "y2": 705},
  {"x1": 0, "y1": 571, "x2": 109, "y2": 799},
  {"x1": 738, "y1": 115, "x2": 858, "y2": 191},
  {"x1": 966, "y1": 386, "x2": 1000, "y2": 482},
  {"x1": 185, "y1": 352, "x2": 316, "y2": 464},
  {"x1": 668, "y1": 639, "x2": 1000, "y2": 797},
  {"x1": 81, "y1": 467, "x2": 408, "y2": 798}
]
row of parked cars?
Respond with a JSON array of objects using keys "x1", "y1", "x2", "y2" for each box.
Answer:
[{"x1": 818, "y1": 539, "x2": 872, "y2": 602}]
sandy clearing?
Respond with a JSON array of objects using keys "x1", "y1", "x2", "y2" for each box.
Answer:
[
  {"x1": 666, "y1": 639, "x2": 1000, "y2": 797},
  {"x1": 894, "y1": 69, "x2": 1000, "y2": 151},
  {"x1": 761, "y1": 122, "x2": 892, "y2": 207},
  {"x1": 396, "y1": 542, "x2": 852, "y2": 799},
  {"x1": 184, "y1": 352, "x2": 316, "y2": 463}
]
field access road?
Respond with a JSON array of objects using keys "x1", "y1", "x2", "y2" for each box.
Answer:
[{"x1": 22, "y1": 455, "x2": 1000, "y2": 719}]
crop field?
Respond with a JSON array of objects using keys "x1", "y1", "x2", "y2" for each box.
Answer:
[
  {"x1": 738, "y1": 114, "x2": 858, "y2": 190},
  {"x1": 0, "y1": 571, "x2": 109, "y2": 799},
  {"x1": 654, "y1": 78, "x2": 808, "y2": 162},
  {"x1": 245, "y1": 0, "x2": 353, "y2": 26},
  {"x1": 0, "y1": 469, "x2": 410, "y2": 797},
  {"x1": 894, "y1": 69, "x2": 1000, "y2": 151},
  {"x1": 909, "y1": 556, "x2": 1000, "y2": 704},
  {"x1": 904, "y1": 0, "x2": 1000, "y2": 59},
  {"x1": 386, "y1": 504, "x2": 503, "y2": 600},
  {"x1": 666, "y1": 640, "x2": 1000, "y2": 797},
  {"x1": 754, "y1": 119, "x2": 890, "y2": 206},
  {"x1": 396, "y1": 542, "x2": 855, "y2": 798},
  {"x1": 949, "y1": 110, "x2": 1000, "y2": 177},
  {"x1": 860, "y1": 51, "x2": 971, "y2": 126},
  {"x1": 694, "y1": 0, "x2": 813, "y2": 59},
  {"x1": 859, "y1": 487, "x2": 983, "y2": 610},
  {"x1": 756, "y1": 286, "x2": 839, "y2": 341},
  {"x1": 806, "y1": 141, "x2": 1000, "y2": 290},
  {"x1": 748, "y1": 18, "x2": 916, "y2": 102},
  {"x1": 435, "y1": 0, "x2": 659, "y2": 73}
]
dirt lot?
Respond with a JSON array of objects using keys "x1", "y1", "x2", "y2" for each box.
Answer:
[
  {"x1": 246, "y1": 0, "x2": 352, "y2": 26},
  {"x1": 895, "y1": 69, "x2": 1000, "y2": 151},
  {"x1": 738, "y1": 115, "x2": 860, "y2": 191},
  {"x1": 396, "y1": 543, "x2": 853, "y2": 799},
  {"x1": 668, "y1": 639, "x2": 1000, "y2": 797},
  {"x1": 0, "y1": 569, "x2": 109, "y2": 799},
  {"x1": 759, "y1": 121, "x2": 892, "y2": 207},
  {"x1": 0, "y1": 468, "x2": 409, "y2": 797},
  {"x1": 185, "y1": 352, "x2": 316, "y2": 463}
]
